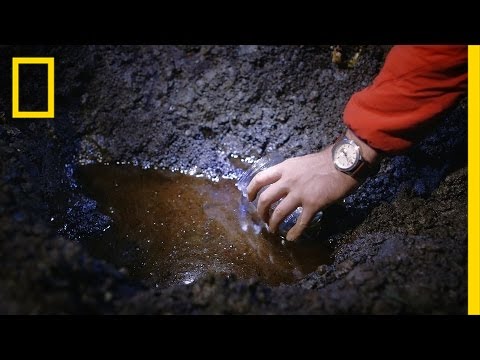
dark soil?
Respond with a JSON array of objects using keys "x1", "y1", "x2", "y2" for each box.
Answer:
[{"x1": 0, "y1": 45, "x2": 466, "y2": 314}]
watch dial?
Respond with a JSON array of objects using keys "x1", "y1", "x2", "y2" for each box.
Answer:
[{"x1": 334, "y1": 143, "x2": 358, "y2": 170}]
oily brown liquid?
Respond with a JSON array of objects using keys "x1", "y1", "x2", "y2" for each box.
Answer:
[{"x1": 77, "y1": 165, "x2": 333, "y2": 287}]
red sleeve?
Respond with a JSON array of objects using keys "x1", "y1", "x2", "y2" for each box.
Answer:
[{"x1": 343, "y1": 45, "x2": 467, "y2": 153}]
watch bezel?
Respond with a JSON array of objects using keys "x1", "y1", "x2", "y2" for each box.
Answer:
[{"x1": 332, "y1": 137, "x2": 362, "y2": 173}]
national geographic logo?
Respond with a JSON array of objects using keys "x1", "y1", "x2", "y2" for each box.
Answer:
[{"x1": 12, "y1": 57, "x2": 54, "y2": 118}]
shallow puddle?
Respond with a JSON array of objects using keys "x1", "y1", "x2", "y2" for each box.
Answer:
[{"x1": 77, "y1": 165, "x2": 333, "y2": 287}]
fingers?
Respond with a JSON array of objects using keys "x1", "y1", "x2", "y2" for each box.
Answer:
[
  {"x1": 285, "y1": 207, "x2": 315, "y2": 242},
  {"x1": 246, "y1": 166, "x2": 282, "y2": 202},
  {"x1": 268, "y1": 194, "x2": 301, "y2": 234},
  {"x1": 256, "y1": 184, "x2": 287, "y2": 223}
]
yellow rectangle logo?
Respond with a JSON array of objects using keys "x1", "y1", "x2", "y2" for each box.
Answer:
[
  {"x1": 12, "y1": 57, "x2": 54, "y2": 118},
  {"x1": 468, "y1": 45, "x2": 480, "y2": 315}
]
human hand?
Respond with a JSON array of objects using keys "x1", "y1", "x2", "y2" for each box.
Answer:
[{"x1": 246, "y1": 129, "x2": 380, "y2": 241}]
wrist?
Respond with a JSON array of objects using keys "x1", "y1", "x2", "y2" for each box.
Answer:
[
  {"x1": 345, "y1": 128, "x2": 381, "y2": 167},
  {"x1": 330, "y1": 128, "x2": 383, "y2": 181}
]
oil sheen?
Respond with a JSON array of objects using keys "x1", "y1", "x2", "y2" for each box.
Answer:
[{"x1": 77, "y1": 165, "x2": 333, "y2": 287}]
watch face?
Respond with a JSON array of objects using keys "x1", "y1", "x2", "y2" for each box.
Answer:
[{"x1": 333, "y1": 142, "x2": 360, "y2": 171}]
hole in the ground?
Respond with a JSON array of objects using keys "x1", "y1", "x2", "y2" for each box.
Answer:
[{"x1": 77, "y1": 164, "x2": 333, "y2": 287}]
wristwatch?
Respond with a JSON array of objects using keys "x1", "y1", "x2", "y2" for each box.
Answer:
[{"x1": 331, "y1": 131, "x2": 373, "y2": 179}]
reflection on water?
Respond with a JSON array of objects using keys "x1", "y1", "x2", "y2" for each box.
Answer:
[{"x1": 77, "y1": 165, "x2": 333, "y2": 287}]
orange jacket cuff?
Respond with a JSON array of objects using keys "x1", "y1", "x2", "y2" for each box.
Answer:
[{"x1": 343, "y1": 45, "x2": 467, "y2": 153}]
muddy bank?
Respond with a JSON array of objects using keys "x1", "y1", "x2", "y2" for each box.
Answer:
[{"x1": 0, "y1": 45, "x2": 466, "y2": 314}]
